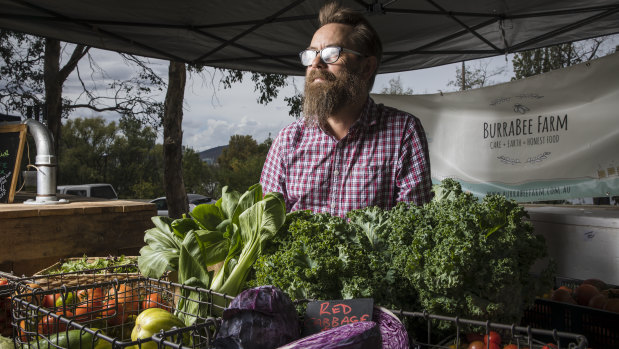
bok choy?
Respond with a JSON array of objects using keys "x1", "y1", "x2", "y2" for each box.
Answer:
[{"x1": 138, "y1": 184, "x2": 286, "y2": 324}]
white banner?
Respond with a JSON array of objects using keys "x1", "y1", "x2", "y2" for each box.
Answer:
[{"x1": 373, "y1": 52, "x2": 619, "y2": 202}]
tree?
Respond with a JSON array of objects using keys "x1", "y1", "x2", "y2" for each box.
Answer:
[
  {"x1": 0, "y1": 30, "x2": 165, "y2": 156},
  {"x1": 448, "y1": 59, "x2": 505, "y2": 91},
  {"x1": 58, "y1": 117, "x2": 116, "y2": 185},
  {"x1": 512, "y1": 38, "x2": 608, "y2": 79},
  {"x1": 182, "y1": 147, "x2": 215, "y2": 197},
  {"x1": 214, "y1": 135, "x2": 271, "y2": 193},
  {"x1": 108, "y1": 117, "x2": 162, "y2": 198},
  {"x1": 58, "y1": 116, "x2": 163, "y2": 198},
  {"x1": 380, "y1": 76, "x2": 413, "y2": 95}
]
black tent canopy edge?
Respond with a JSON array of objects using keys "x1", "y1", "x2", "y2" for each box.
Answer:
[{"x1": 0, "y1": 0, "x2": 619, "y2": 75}]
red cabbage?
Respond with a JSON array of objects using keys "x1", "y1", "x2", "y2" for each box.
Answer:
[
  {"x1": 213, "y1": 286, "x2": 300, "y2": 349},
  {"x1": 373, "y1": 306, "x2": 409, "y2": 349},
  {"x1": 277, "y1": 321, "x2": 381, "y2": 349}
]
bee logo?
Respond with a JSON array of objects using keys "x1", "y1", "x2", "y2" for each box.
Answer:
[{"x1": 513, "y1": 104, "x2": 529, "y2": 114}]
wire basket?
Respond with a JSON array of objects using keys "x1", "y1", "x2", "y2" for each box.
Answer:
[
  {"x1": 148, "y1": 301, "x2": 591, "y2": 349},
  {"x1": 11, "y1": 277, "x2": 234, "y2": 349},
  {"x1": 11, "y1": 276, "x2": 590, "y2": 349}
]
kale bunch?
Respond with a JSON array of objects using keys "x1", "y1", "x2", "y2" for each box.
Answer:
[
  {"x1": 248, "y1": 179, "x2": 554, "y2": 328},
  {"x1": 248, "y1": 209, "x2": 419, "y2": 311},
  {"x1": 388, "y1": 179, "x2": 554, "y2": 326}
]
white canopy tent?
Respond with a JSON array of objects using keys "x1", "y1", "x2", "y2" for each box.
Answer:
[{"x1": 1, "y1": 0, "x2": 618, "y2": 74}]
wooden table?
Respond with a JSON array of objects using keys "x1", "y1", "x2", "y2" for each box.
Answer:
[{"x1": 0, "y1": 193, "x2": 156, "y2": 276}]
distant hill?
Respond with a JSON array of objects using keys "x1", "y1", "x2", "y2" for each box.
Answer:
[{"x1": 198, "y1": 145, "x2": 227, "y2": 165}]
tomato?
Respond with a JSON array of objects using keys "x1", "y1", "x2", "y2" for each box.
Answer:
[
  {"x1": 80, "y1": 287, "x2": 104, "y2": 311},
  {"x1": 37, "y1": 310, "x2": 72, "y2": 335},
  {"x1": 469, "y1": 340, "x2": 499, "y2": 349},
  {"x1": 74, "y1": 304, "x2": 91, "y2": 322},
  {"x1": 542, "y1": 344, "x2": 557, "y2": 349},
  {"x1": 43, "y1": 293, "x2": 61, "y2": 308},
  {"x1": 588, "y1": 293, "x2": 608, "y2": 309},
  {"x1": 551, "y1": 288, "x2": 576, "y2": 304},
  {"x1": 484, "y1": 331, "x2": 501, "y2": 346},
  {"x1": 573, "y1": 284, "x2": 600, "y2": 306},
  {"x1": 142, "y1": 292, "x2": 168, "y2": 311},
  {"x1": 0, "y1": 278, "x2": 8, "y2": 286}
]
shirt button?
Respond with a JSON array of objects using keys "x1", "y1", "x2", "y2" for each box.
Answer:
[
  {"x1": 334, "y1": 170, "x2": 339, "y2": 176},
  {"x1": 330, "y1": 203, "x2": 335, "y2": 209}
]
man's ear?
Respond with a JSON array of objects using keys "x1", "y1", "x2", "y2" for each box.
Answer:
[{"x1": 361, "y1": 56, "x2": 378, "y2": 81}]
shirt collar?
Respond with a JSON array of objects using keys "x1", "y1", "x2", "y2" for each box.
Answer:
[{"x1": 350, "y1": 96, "x2": 378, "y2": 131}]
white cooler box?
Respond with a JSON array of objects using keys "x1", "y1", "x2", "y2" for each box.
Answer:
[{"x1": 525, "y1": 205, "x2": 619, "y2": 286}]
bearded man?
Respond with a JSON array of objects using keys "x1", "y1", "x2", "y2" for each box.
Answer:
[{"x1": 260, "y1": 2, "x2": 432, "y2": 218}]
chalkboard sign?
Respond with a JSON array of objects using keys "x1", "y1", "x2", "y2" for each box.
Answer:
[
  {"x1": 0, "y1": 124, "x2": 27, "y2": 203},
  {"x1": 303, "y1": 298, "x2": 374, "y2": 336}
]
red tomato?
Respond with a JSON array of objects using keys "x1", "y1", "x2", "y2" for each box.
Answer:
[
  {"x1": 542, "y1": 344, "x2": 557, "y2": 349},
  {"x1": 0, "y1": 278, "x2": 8, "y2": 286},
  {"x1": 74, "y1": 304, "x2": 91, "y2": 322},
  {"x1": 469, "y1": 340, "x2": 500, "y2": 349},
  {"x1": 142, "y1": 292, "x2": 168, "y2": 311},
  {"x1": 42, "y1": 293, "x2": 61, "y2": 308},
  {"x1": 484, "y1": 331, "x2": 502, "y2": 346},
  {"x1": 37, "y1": 311, "x2": 72, "y2": 335}
]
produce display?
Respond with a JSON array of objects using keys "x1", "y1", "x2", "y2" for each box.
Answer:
[{"x1": 9, "y1": 179, "x2": 597, "y2": 349}]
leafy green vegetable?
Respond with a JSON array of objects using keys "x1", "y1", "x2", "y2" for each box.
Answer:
[
  {"x1": 44, "y1": 255, "x2": 138, "y2": 275},
  {"x1": 248, "y1": 179, "x2": 554, "y2": 331},
  {"x1": 138, "y1": 184, "x2": 287, "y2": 325},
  {"x1": 249, "y1": 209, "x2": 419, "y2": 312}
]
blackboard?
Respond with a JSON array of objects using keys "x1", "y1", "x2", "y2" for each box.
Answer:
[
  {"x1": 303, "y1": 298, "x2": 374, "y2": 336},
  {"x1": 0, "y1": 124, "x2": 27, "y2": 203}
]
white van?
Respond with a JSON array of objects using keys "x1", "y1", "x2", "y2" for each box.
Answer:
[{"x1": 57, "y1": 183, "x2": 118, "y2": 200}]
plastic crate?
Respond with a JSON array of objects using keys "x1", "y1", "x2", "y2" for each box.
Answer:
[
  {"x1": 521, "y1": 276, "x2": 619, "y2": 349},
  {"x1": 11, "y1": 277, "x2": 234, "y2": 349}
]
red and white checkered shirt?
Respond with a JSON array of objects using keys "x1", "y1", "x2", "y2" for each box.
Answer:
[{"x1": 260, "y1": 97, "x2": 432, "y2": 218}]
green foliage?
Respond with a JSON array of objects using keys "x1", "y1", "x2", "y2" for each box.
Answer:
[
  {"x1": 379, "y1": 76, "x2": 413, "y2": 95},
  {"x1": 512, "y1": 38, "x2": 609, "y2": 80},
  {"x1": 248, "y1": 179, "x2": 555, "y2": 330},
  {"x1": 214, "y1": 135, "x2": 272, "y2": 193},
  {"x1": 57, "y1": 116, "x2": 216, "y2": 199},
  {"x1": 220, "y1": 69, "x2": 288, "y2": 104},
  {"x1": 448, "y1": 60, "x2": 505, "y2": 91}
]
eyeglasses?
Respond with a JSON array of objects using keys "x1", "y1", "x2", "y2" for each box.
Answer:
[{"x1": 299, "y1": 46, "x2": 365, "y2": 66}]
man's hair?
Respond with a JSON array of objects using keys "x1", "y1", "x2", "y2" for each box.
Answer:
[{"x1": 319, "y1": 2, "x2": 382, "y2": 89}]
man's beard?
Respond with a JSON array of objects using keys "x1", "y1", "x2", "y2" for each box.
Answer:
[{"x1": 302, "y1": 66, "x2": 368, "y2": 130}]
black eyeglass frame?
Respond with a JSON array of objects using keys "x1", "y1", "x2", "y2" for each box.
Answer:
[{"x1": 299, "y1": 46, "x2": 365, "y2": 66}]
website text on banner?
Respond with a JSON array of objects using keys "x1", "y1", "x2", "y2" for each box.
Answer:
[{"x1": 373, "y1": 52, "x2": 619, "y2": 203}]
